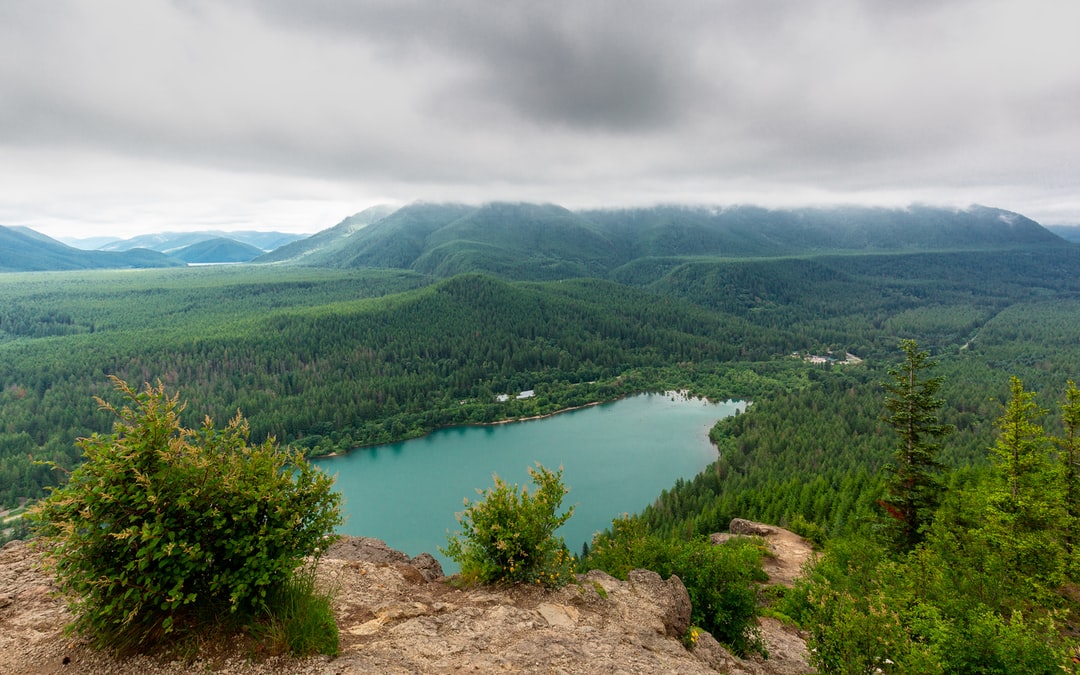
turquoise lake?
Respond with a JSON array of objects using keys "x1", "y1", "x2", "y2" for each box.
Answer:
[{"x1": 314, "y1": 393, "x2": 746, "y2": 571}]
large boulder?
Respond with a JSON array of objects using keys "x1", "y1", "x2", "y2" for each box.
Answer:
[
  {"x1": 324, "y1": 535, "x2": 444, "y2": 581},
  {"x1": 324, "y1": 536, "x2": 412, "y2": 564},
  {"x1": 729, "y1": 518, "x2": 776, "y2": 536},
  {"x1": 626, "y1": 568, "x2": 693, "y2": 638},
  {"x1": 410, "y1": 552, "x2": 445, "y2": 582}
]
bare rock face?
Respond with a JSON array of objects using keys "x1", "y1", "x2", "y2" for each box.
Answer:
[
  {"x1": 729, "y1": 518, "x2": 776, "y2": 536},
  {"x1": 324, "y1": 535, "x2": 411, "y2": 565},
  {"x1": 625, "y1": 568, "x2": 692, "y2": 638},
  {"x1": 326, "y1": 562, "x2": 717, "y2": 673},
  {"x1": 324, "y1": 535, "x2": 445, "y2": 582}
]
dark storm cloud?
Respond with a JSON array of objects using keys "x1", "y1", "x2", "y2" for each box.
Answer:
[{"x1": 243, "y1": 0, "x2": 708, "y2": 131}]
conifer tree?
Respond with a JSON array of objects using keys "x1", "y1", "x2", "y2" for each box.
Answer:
[
  {"x1": 1055, "y1": 382, "x2": 1080, "y2": 563},
  {"x1": 880, "y1": 339, "x2": 952, "y2": 551},
  {"x1": 992, "y1": 377, "x2": 1052, "y2": 501},
  {"x1": 984, "y1": 376, "x2": 1067, "y2": 591}
]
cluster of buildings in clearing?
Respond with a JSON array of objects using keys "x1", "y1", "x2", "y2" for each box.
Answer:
[
  {"x1": 793, "y1": 351, "x2": 863, "y2": 366},
  {"x1": 495, "y1": 390, "x2": 535, "y2": 403},
  {"x1": 490, "y1": 354, "x2": 862, "y2": 405}
]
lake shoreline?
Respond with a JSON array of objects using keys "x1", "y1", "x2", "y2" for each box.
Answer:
[
  {"x1": 315, "y1": 392, "x2": 745, "y2": 569},
  {"x1": 315, "y1": 390, "x2": 708, "y2": 460},
  {"x1": 315, "y1": 399, "x2": 613, "y2": 459}
]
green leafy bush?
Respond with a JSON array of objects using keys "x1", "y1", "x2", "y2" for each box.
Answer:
[
  {"x1": 30, "y1": 378, "x2": 342, "y2": 655},
  {"x1": 580, "y1": 513, "x2": 657, "y2": 578},
  {"x1": 784, "y1": 535, "x2": 1073, "y2": 674},
  {"x1": 806, "y1": 588, "x2": 942, "y2": 674},
  {"x1": 931, "y1": 607, "x2": 1066, "y2": 675},
  {"x1": 586, "y1": 515, "x2": 767, "y2": 656},
  {"x1": 442, "y1": 463, "x2": 575, "y2": 588},
  {"x1": 786, "y1": 513, "x2": 827, "y2": 549}
]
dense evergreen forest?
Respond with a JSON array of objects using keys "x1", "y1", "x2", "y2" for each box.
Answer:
[
  {"x1": 3, "y1": 217, "x2": 1080, "y2": 668},
  {"x1": 1, "y1": 241, "x2": 1077, "y2": 512}
]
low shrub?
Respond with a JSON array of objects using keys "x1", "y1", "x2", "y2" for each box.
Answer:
[
  {"x1": 786, "y1": 513, "x2": 828, "y2": 548},
  {"x1": 582, "y1": 513, "x2": 662, "y2": 578},
  {"x1": 30, "y1": 378, "x2": 342, "y2": 655},
  {"x1": 585, "y1": 514, "x2": 767, "y2": 656},
  {"x1": 669, "y1": 537, "x2": 768, "y2": 656},
  {"x1": 442, "y1": 463, "x2": 575, "y2": 588}
]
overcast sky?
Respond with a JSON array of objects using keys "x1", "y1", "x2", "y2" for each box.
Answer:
[{"x1": 2, "y1": 0, "x2": 1079, "y2": 239}]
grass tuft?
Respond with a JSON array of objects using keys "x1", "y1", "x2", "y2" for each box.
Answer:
[{"x1": 255, "y1": 563, "x2": 340, "y2": 657}]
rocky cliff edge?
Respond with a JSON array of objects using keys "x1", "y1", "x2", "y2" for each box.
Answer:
[{"x1": 0, "y1": 526, "x2": 812, "y2": 674}]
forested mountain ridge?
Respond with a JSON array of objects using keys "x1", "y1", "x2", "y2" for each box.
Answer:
[
  {"x1": 253, "y1": 203, "x2": 401, "y2": 263},
  {"x1": 3, "y1": 202, "x2": 1064, "y2": 273},
  {"x1": 586, "y1": 204, "x2": 1060, "y2": 256},
  {"x1": 172, "y1": 237, "x2": 264, "y2": 263},
  {"x1": 0, "y1": 225, "x2": 184, "y2": 272},
  {"x1": 262, "y1": 202, "x2": 1067, "y2": 280},
  {"x1": 259, "y1": 202, "x2": 476, "y2": 268}
]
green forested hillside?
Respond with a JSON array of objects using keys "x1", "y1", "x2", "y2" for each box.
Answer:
[
  {"x1": 0, "y1": 226, "x2": 184, "y2": 272},
  {"x1": 0, "y1": 265, "x2": 796, "y2": 504},
  {"x1": 413, "y1": 203, "x2": 619, "y2": 279},
  {"x1": 264, "y1": 202, "x2": 1066, "y2": 280},
  {"x1": 274, "y1": 203, "x2": 474, "y2": 268},
  {"x1": 253, "y1": 204, "x2": 398, "y2": 263},
  {"x1": 172, "y1": 237, "x2": 264, "y2": 263},
  {"x1": 628, "y1": 247, "x2": 1080, "y2": 543},
  {"x1": 3, "y1": 242, "x2": 1079, "y2": 514},
  {"x1": 649, "y1": 247, "x2": 1080, "y2": 357}
]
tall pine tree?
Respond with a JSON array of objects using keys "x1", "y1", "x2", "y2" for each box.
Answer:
[
  {"x1": 880, "y1": 339, "x2": 953, "y2": 551},
  {"x1": 983, "y1": 377, "x2": 1068, "y2": 592},
  {"x1": 1055, "y1": 381, "x2": 1080, "y2": 565}
]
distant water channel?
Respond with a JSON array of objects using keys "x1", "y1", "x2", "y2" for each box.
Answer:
[{"x1": 314, "y1": 393, "x2": 746, "y2": 572}]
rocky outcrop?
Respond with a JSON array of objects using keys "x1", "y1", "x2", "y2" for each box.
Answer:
[
  {"x1": 324, "y1": 535, "x2": 445, "y2": 581},
  {"x1": 321, "y1": 552, "x2": 721, "y2": 673},
  {"x1": 711, "y1": 519, "x2": 815, "y2": 588},
  {"x1": 0, "y1": 534, "x2": 812, "y2": 674},
  {"x1": 325, "y1": 535, "x2": 415, "y2": 564},
  {"x1": 729, "y1": 518, "x2": 777, "y2": 537}
]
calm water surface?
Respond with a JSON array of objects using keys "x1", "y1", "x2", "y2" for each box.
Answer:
[{"x1": 315, "y1": 393, "x2": 746, "y2": 571}]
